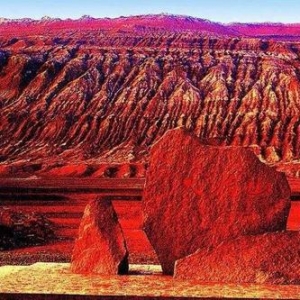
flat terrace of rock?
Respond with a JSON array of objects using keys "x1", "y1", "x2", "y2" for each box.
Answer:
[{"x1": 1, "y1": 262, "x2": 300, "y2": 299}]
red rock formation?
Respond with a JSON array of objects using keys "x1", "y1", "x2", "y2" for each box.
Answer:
[
  {"x1": 142, "y1": 128, "x2": 291, "y2": 274},
  {"x1": 0, "y1": 15, "x2": 299, "y2": 172},
  {"x1": 71, "y1": 197, "x2": 128, "y2": 275},
  {"x1": 174, "y1": 231, "x2": 300, "y2": 284},
  {"x1": 0, "y1": 14, "x2": 237, "y2": 37}
]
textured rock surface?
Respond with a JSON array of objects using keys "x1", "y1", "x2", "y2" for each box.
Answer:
[
  {"x1": 174, "y1": 231, "x2": 300, "y2": 284},
  {"x1": 0, "y1": 15, "x2": 300, "y2": 172},
  {"x1": 143, "y1": 128, "x2": 291, "y2": 274},
  {"x1": 71, "y1": 197, "x2": 128, "y2": 275}
]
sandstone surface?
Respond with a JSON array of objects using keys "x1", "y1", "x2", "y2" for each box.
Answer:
[
  {"x1": 174, "y1": 231, "x2": 300, "y2": 284},
  {"x1": 143, "y1": 128, "x2": 291, "y2": 274}
]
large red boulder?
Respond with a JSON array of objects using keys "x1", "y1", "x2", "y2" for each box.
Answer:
[
  {"x1": 174, "y1": 231, "x2": 300, "y2": 284},
  {"x1": 71, "y1": 197, "x2": 128, "y2": 275},
  {"x1": 142, "y1": 128, "x2": 290, "y2": 274}
]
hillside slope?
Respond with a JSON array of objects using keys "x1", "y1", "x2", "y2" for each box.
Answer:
[{"x1": 0, "y1": 15, "x2": 299, "y2": 174}]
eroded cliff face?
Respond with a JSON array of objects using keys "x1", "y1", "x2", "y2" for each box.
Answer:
[{"x1": 0, "y1": 16, "x2": 299, "y2": 171}]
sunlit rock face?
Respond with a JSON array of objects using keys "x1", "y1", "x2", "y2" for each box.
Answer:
[
  {"x1": 174, "y1": 231, "x2": 300, "y2": 285},
  {"x1": 0, "y1": 15, "x2": 300, "y2": 171},
  {"x1": 142, "y1": 128, "x2": 290, "y2": 274},
  {"x1": 71, "y1": 197, "x2": 128, "y2": 275}
]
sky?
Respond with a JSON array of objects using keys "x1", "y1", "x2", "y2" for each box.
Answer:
[{"x1": 1, "y1": 0, "x2": 300, "y2": 24}]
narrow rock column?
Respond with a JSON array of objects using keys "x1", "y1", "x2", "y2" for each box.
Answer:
[{"x1": 71, "y1": 197, "x2": 128, "y2": 275}]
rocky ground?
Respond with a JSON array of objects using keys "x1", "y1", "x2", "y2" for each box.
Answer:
[{"x1": 1, "y1": 262, "x2": 300, "y2": 299}]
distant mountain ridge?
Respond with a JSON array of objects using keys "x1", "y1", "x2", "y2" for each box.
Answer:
[
  {"x1": 0, "y1": 14, "x2": 237, "y2": 37},
  {"x1": 1, "y1": 14, "x2": 300, "y2": 39}
]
